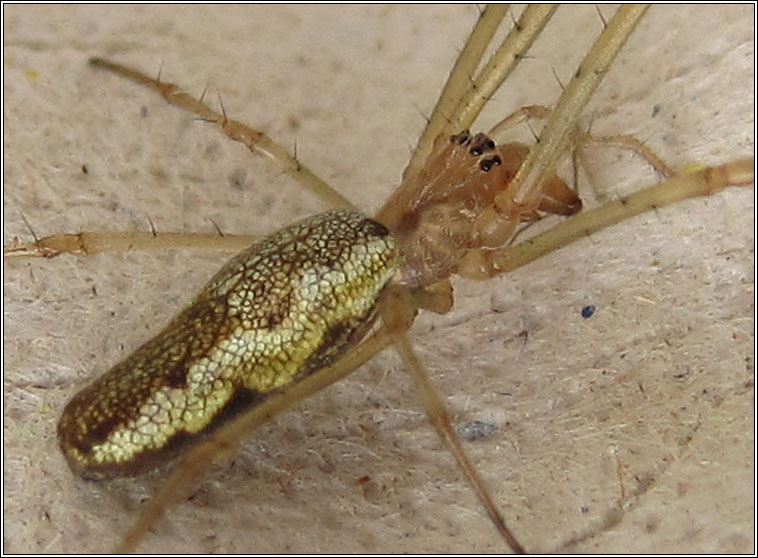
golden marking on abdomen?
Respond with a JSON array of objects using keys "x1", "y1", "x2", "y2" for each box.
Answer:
[{"x1": 57, "y1": 210, "x2": 399, "y2": 479}]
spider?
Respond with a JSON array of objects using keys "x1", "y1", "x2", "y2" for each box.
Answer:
[{"x1": 3, "y1": 5, "x2": 754, "y2": 554}]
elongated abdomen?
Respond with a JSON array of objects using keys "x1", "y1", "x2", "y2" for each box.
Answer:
[{"x1": 57, "y1": 210, "x2": 399, "y2": 479}]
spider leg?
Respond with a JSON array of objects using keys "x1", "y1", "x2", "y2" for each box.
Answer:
[
  {"x1": 117, "y1": 322, "x2": 396, "y2": 553},
  {"x1": 3, "y1": 231, "x2": 257, "y2": 259},
  {"x1": 488, "y1": 106, "x2": 674, "y2": 180},
  {"x1": 407, "y1": 4, "x2": 507, "y2": 175},
  {"x1": 441, "y1": 5, "x2": 557, "y2": 138},
  {"x1": 457, "y1": 158, "x2": 754, "y2": 279},
  {"x1": 486, "y1": 103, "x2": 675, "y2": 212},
  {"x1": 487, "y1": 104, "x2": 552, "y2": 140},
  {"x1": 470, "y1": 6, "x2": 649, "y2": 249},
  {"x1": 89, "y1": 58, "x2": 355, "y2": 212},
  {"x1": 4, "y1": 56, "x2": 361, "y2": 259},
  {"x1": 381, "y1": 286, "x2": 525, "y2": 553},
  {"x1": 402, "y1": 5, "x2": 556, "y2": 187},
  {"x1": 380, "y1": 5, "x2": 556, "y2": 230},
  {"x1": 577, "y1": 133, "x2": 675, "y2": 180}
]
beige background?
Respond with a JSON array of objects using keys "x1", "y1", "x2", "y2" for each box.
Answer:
[{"x1": 3, "y1": 5, "x2": 754, "y2": 554}]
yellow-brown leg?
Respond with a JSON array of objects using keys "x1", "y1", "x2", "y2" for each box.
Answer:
[
  {"x1": 117, "y1": 324, "x2": 397, "y2": 552},
  {"x1": 470, "y1": 6, "x2": 649, "y2": 249},
  {"x1": 457, "y1": 158, "x2": 754, "y2": 279}
]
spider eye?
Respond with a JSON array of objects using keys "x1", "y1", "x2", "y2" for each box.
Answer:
[
  {"x1": 469, "y1": 135, "x2": 496, "y2": 156},
  {"x1": 479, "y1": 155, "x2": 502, "y2": 172}
]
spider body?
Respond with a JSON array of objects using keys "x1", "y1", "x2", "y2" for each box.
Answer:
[
  {"x1": 57, "y1": 210, "x2": 398, "y2": 478},
  {"x1": 3, "y1": 5, "x2": 753, "y2": 554},
  {"x1": 383, "y1": 131, "x2": 579, "y2": 288}
]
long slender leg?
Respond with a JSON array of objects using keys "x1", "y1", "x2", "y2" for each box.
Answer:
[
  {"x1": 465, "y1": 6, "x2": 647, "y2": 251},
  {"x1": 573, "y1": 135, "x2": 675, "y2": 205},
  {"x1": 504, "y1": 6, "x2": 648, "y2": 211},
  {"x1": 576, "y1": 133, "x2": 674, "y2": 179},
  {"x1": 400, "y1": 5, "x2": 556, "y2": 189},
  {"x1": 380, "y1": 287, "x2": 525, "y2": 553},
  {"x1": 488, "y1": 108, "x2": 675, "y2": 179},
  {"x1": 4, "y1": 231, "x2": 257, "y2": 258},
  {"x1": 441, "y1": 5, "x2": 557, "y2": 138},
  {"x1": 5, "y1": 120, "x2": 678, "y2": 262},
  {"x1": 5, "y1": 55, "x2": 364, "y2": 259},
  {"x1": 117, "y1": 324, "x2": 396, "y2": 553},
  {"x1": 404, "y1": 5, "x2": 508, "y2": 184},
  {"x1": 89, "y1": 58, "x2": 356, "y2": 212},
  {"x1": 457, "y1": 158, "x2": 754, "y2": 279},
  {"x1": 487, "y1": 105, "x2": 551, "y2": 139}
]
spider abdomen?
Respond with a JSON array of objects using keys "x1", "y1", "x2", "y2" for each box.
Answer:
[{"x1": 57, "y1": 210, "x2": 399, "y2": 479}]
